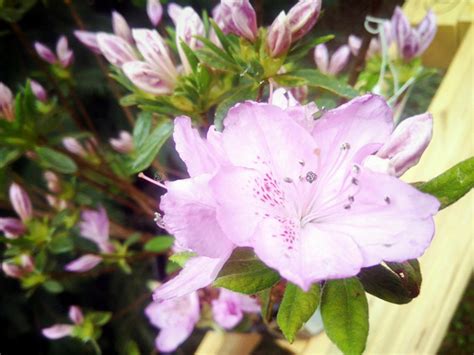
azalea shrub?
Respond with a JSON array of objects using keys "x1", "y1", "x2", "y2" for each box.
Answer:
[{"x1": 1, "y1": 0, "x2": 473, "y2": 354}]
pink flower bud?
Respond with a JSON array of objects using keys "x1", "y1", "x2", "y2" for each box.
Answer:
[
  {"x1": 68, "y1": 305, "x2": 84, "y2": 324},
  {"x1": 147, "y1": 0, "x2": 163, "y2": 27},
  {"x1": 221, "y1": 0, "x2": 258, "y2": 42},
  {"x1": 287, "y1": 0, "x2": 322, "y2": 42},
  {"x1": 56, "y1": 36, "x2": 74, "y2": 68},
  {"x1": 0, "y1": 82, "x2": 14, "y2": 121},
  {"x1": 30, "y1": 79, "x2": 48, "y2": 102},
  {"x1": 314, "y1": 44, "x2": 350, "y2": 76},
  {"x1": 74, "y1": 30, "x2": 101, "y2": 54},
  {"x1": 0, "y1": 217, "x2": 26, "y2": 239},
  {"x1": 132, "y1": 29, "x2": 178, "y2": 85},
  {"x1": 34, "y1": 42, "x2": 57, "y2": 64},
  {"x1": 110, "y1": 130, "x2": 134, "y2": 154},
  {"x1": 123, "y1": 61, "x2": 174, "y2": 95},
  {"x1": 176, "y1": 7, "x2": 205, "y2": 74},
  {"x1": 348, "y1": 35, "x2": 380, "y2": 59},
  {"x1": 20, "y1": 254, "x2": 35, "y2": 273},
  {"x1": 62, "y1": 137, "x2": 87, "y2": 157},
  {"x1": 112, "y1": 11, "x2": 133, "y2": 44},
  {"x1": 97, "y1": 33, "x2": 137, "y2": 67},
  {"x1": 415, "y1": 10, "x2": 436, "y2": 56},
  {"x1": 375, "y1": 113, "x2": 433, "y2": 176},
  {"x1": 2, "y1": 262, "x2": 23, "y2": 278},
  {"x1": 266, "y1": 11, "x2": 292, "y2": 58},
  {"x1": 9, "y1": 183, "x2": 32, "y2": 222},
  {"x1": 42, "y1": 324, "x2": 74, "y2": 339},
  {"x1": 168, "y1": 3, "x2": 184, "y2": 26},
  {"x1": 314, "y1": 43, "x2": 329, "y2": 73},
  {"x1": 65, "y1": 254, "x2": 103, "y2": 272},
  {"x1": 44, "y1": 171, "x2": 61, "y2": 193}
]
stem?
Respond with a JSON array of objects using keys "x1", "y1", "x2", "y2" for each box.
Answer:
[{"x1": 90, "y1": 339, "x2": 102, "y2": 355}]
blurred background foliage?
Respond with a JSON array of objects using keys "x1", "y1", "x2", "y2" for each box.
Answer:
[{"x1": 0, "y1": 0, "x2": 470, "y2": 354}]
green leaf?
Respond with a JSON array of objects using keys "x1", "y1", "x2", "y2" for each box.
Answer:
[
  {"x1": 130, "y1": 121, "x2": 172, "y2": 173},
  {"x1": 144, "y1": 236, "x2": 174, "y2": 253},
  {"x1": 36, "y1": 147, "x2": 77, "y2": 174},
  {"x1": 169, "y1": 251, "x2": 197, "y2": 267},
  {"x1": 43, "y1": 280, "x2": 64, "y2": 294},
  {"x1": 48, "y1": 234, "x2": 74, "y2": 254},
  {"x1": 0, "y1": 147, "x2": 21, "y2": 169},
  {"x1": 417, "y1": 156, "x2": 474, "y2": 209},
  {"x1": 321, "y1": 278, "x2": 369, "y2": 355},
  {"x1": 214, "y1": 84, "x2": 258, "y2": 130},
  {"x1": 179, "y1": 40, "x2": 199, "y2": 74},
  {"x1": 132, "y1": 112, "x2": 152, "y2": 150},
  {"x1": 87, "y1": 311, "x2": 112, "y2": 326},
  {"x1": 213, "y1": 248, "x2": 280, "y2": 294},
  {"x1": 277, "y1": 283, "x2": 321, "y2": 343},
  {"x1": 287, "y1": 34, "x2": 335, "y2": 62},
  {"x1": 277, "y1": 69, "x2": 359, "y2": 99},
  {"x1": 358, "y1": 260, "x2": 421, "y2": 304}
]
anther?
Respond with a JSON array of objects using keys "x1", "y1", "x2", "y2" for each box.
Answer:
[
  {"x1": 283, "y1": 177, "x2": 293, "y2": 183},
  {"x1": 341, "y1": 142, "x2": 351, "y2": 150},
  {"x1": 298, "y1": 160, "x2": 305, "y2": 167},
  {"x1": 351, "y1": 177, "x2": 359, "y2": 185},
  {"x1": 352, "y1": 165, "x2": 360, "y2": 174},
  {"x1": 154, "y1": 212, "x2": 166, "y2": 229},
  {"x1": 348, "y1": 195, "x2": 355, "y2": 203},
  {"x1": 305, "y1": 171, "x2": 317, "y2": 183},
  {"x1": 384, "y1": 196, "x2": 391, "y2": 204},
  {"x1": 343, "y1": 204, "x2": 351, "y2": 210}
]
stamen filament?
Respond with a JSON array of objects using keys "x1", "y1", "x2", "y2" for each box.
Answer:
[{"x1": 138, "y1": 172, "x2": 167, "y2": 189}]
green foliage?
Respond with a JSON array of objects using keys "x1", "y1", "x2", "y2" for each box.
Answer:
[
  {"x1": 277, "y1": 283, "x2": 321, "y2": 343},
  {"x1": 213, "y1": 248, "x2": 280, "y2": 294},
  {"x1": 36, "y1": 147, "x2": 78, "y2": 174},
  {"x1": 418, "y1": 157, "x2": 474, "y2": 209},
  {"x1": 321, "y1": 278, "x2": 369, "y2": 355},
  {"x1": 358, "y1": 260, "x2": 422, "y2": 304},
  {"x1": 143, "y1": 236, "x2": 174, "y2": 253}
]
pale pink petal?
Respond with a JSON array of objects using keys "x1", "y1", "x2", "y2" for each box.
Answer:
[
  {"x1": 68, "y1": 305, "x2": 84, "y2": 324},
  {"x1": 79, "y1": 207, "x2": 110, "y2": 250},
  {"x1": 74, "y1": 30, "x2": 101, "y2": 54},
  {"x1": 147, "y1": 0, "x2": 163, "y2": 27},
  {"x1": 96, "y1": 33, "x2": 137, "y2": 67},
  {"x1": 168, "y1": 3, "x2": 183, "y2": 26},
  {"x1": 122, "y1": 61, "x2": 173, "y2": 95},
  {"x1": 2, "y1": 263, "x2": 23, "y2": 278},
  {"x1": 416, "y1": 10, "x2": 436, "y2": 55},
  {"x1": 112, "y1": 11, "x2": 133, "y2": 44},
  {"x1": 156, "y1": 327, "x2": 193, "y2": 352},
  {"x1": 153, "y1": 255, "x2": 229, "y2": 301},
  {"x1": 56, "y1": 36, "x2": 74, "y2": 67},
  {"x1": 65, "y1": 254, "x2": 102, "y2": 272},
  {"x1": 161, "y1": 174, "x2": 234, "y2": 258},
  {"x1": 34, "y1": 42, "x2": 56, "y2": 64},
  {"x1": 42, "y1": 324, "x2": 73, "y2": 339},
  {"x1": 9, "y1": 183, "x2": 32, "y2": 222},
  {"x1": 212, "y1": 289, "x2": 259, "y2": 329},
  {"x1": 0, "y1": 217, "x2": 26, "y2": 238},
  {"x1": 314, "y1": 44, "x2": 329, "y2": 74},
  {"x1": 327, "y1": 45, "x2": 350, "y2": 75},
  {"x1": 146, "y1": 292, "x2": 200, "y2": 329}
]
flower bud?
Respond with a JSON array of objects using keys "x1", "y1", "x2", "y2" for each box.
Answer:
[
  {"x1": 0, "y1": 217, "x2": 26, "y2": 238},
  {"x1": 56, "y1": 36, "x2": 74, "y2": 68},
  {"x1": 376, "y1": 113, "x2": 433, "y2": 176},
  {"x1": 110, "y1": 131, "x2": 134, "y2": 154},
  {"x1": 415, "y1": 10, "x2": 436, "y2": 56},
  {"x1": 0, "y1": 82, "x2": 14, "y2": 121},
  {"x1": 42, "y1": 325, "x2": 74, "y2": 339},
  {"x1": 65, "y1": 254, "x2": 103, "y2": 272},
  {"x1": 327, "y1": 45, "x2": 350, "y2": 75},
  {"x1": 68, "y1": 305, "x2": 84, "y2": 324},
  {"x1": 2, "y1": 262, "x2": 22, "y2": 278},
  {"x1": 176, "y1": 7, "x2": 205, "y2": 74},
  {"x1": 20, "y1": 254, "x2": 35, "y2": 273},
  {"x1": 132, "y1": 29, "x2": 178, "y2": 85},
  {"x1": 34, "y1": 42, "x2": 57, "y2": 64},
  {"x1": 266, "y1": 11, "x2": 292, "y2": 58},
  {"x1": 314, "y1": 43, "x2": 329, "y2": 74},
  {"x1": 168, "y1": 3, "x2": 184, "y2": 26},
  {"x1": 74, "y1": 30, "x2": 101, "y2": 54},
  {"x1": 44, "y1": 171, "x2": 61, "y2": 193},
  {"x1": 112, "y1": 11, "x2": 133, "y2": 44},
  {"x1": 62, "y1": 137, "x2": 87, "y2": 157},
  {"x1": 96, "y1": 33, "x2": 137, "y2": 67},
  {"x1": 123, "y1": 61, "x2": 174, "y2": 95},
  {"x1": 147, "y1": 0, "x2": 163, "y2": 27},
  {"x1": 30, "y1": 79, "x2": 48, "y2": 102},
  {"x1": 9, "y1": 183, "x2": 32, "y2": 222},
  {"x1": 287, "y1": 0, "x2": 322, "y2": 42},
  {"x1": 220, "y1": 0, "x2": 258, "y2": 42}
]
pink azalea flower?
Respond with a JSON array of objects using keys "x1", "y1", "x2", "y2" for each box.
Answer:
[
  {"x1": 42, "y1": 305, "x2": 84, "y2": 339},
  {"x1": 34, "y1": 36, "x2": 74, "y2": 68},
  {"x1": 154, "y1": 93, "x2": 439, "y2": 295},
  {"x1": 79, "y1": 207, "x2": 114, "y2": 253},
  {"x1": 145, "y1": 292, "x2": 200, "y2": 352},
  {"x1": 211, "y1": 289, "x2": 260, "y2": 329}
]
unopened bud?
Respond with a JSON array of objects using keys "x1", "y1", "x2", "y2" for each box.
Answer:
[{"x1": 266, "y1": 11, "x2": 292, "y2": 57}]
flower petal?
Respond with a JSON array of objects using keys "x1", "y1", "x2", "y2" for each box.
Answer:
[
  {"x1": 65, "y1": 254, "x2": 103, "y2": 272},
  {"x1": 161, "y1": 174, "x2": 234, "y2": 258},
  {"x1": 156, "y1": 327, "x2": 193, "y2": 352},
  {"x1": 153, "y1": 255, "x2": 229, "y2": 301},
  {"x1": 42, "y1": 324, "x2": 73, "y2": 339}
]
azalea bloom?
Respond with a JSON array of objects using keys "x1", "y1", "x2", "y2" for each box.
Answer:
[
  {"x1": 211, "y1": 289, "x2": 260, "y2": 329},
  {"x1": 145, "y1": 291, "x2": 200, "y2": 352},
  {"x1": 34, "y1": 36, "x2": 74, "y2": 68},
  {"x1": 218, "y1": 0, "x2": 258, "y2": 42},
  {"x1": 42, "y1": 305, "x2": 84, "y2": 339},
  {"x1": 314, "y1": 44, "x2": 351, "y2": 76},
  {"x1": 0, "y1": 82, "x2": 14, "y2": 121},
  {"x1": 392, "y1": 6, "x2": 436, "y2": 60},
  {"x1": 154, "y1": 92, "x2": 439, "y2": 297}
]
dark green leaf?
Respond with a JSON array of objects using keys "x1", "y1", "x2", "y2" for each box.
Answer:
[
  {"x1": 43, "y1": 280, "x2": 64, "y2": 294},
  {"x1": 287, "y1": 34, "x2": 335, "y2": 62},
  {"x1": 35, "y1": 147, "x2": 77, "y2": 174},
  {"x1": 417, "y1": 156, "x2": 474, "y2": 209},
  {"x1": 0, "y1": 147, "x2": 21, "y2": 169},
  {"x1": 132, "y1": 112, "x2": 152, "y2": 150},
  {"x1": 48, "y1": 234, "x2": 74, "y2": 254},
  {"x1": 130, "y1": 121, "x2": 172, "y2": 173},
  {"x1": 144, "y1": 236, "x2": 174, "y2": 253},
  {"x1": 214, "y1": 84, "x2": 258, "y2": 130},
  {"x1": 87, "y1": 311, "x2": 112, "y2": 326},
  {"x1": 358, "y1": 260, "x2": 421, "y2": 304},
  {"x1": 277, "y1": 283, "x2": 321, "y2": 343},
  {"x1": 277, "y1": 69, "x2": 359, "y2": 99},
  {"x1": 179, "y1": 40, "x2": 199, "y2": 74},
  {"x1": 213, "y1": 248, "x2": 280, "y2": 294},
  {"x1": 321, "y1": 278, "x2": 369, "y2": 355}
]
